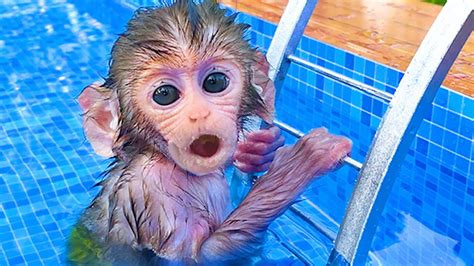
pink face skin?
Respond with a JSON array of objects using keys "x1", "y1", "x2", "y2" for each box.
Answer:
[{"x1": 134, "y1": 57, "x2": 244, "y2": 175}]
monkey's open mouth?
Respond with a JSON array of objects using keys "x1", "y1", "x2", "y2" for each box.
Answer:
[{"x1": 190, "y1": 135, "x2": 220, "y2": 158}]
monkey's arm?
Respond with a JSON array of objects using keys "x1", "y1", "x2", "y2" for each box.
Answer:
[{"x1": 199, "y1": 128, "x2": 352, "y2": 262}]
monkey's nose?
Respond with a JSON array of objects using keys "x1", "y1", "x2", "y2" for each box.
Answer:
[
  {"x1": 189, "y1": 109, "x2": 210, "y2": 122},
  {"x1": 190, "y1": 135, "x2": 220, "y2": 157}
]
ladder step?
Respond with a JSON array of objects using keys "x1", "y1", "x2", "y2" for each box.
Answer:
[
  {"x1": 288, "y1": 55, "x2": 393, "y2": 103},
  {"x1": 273, "y1": 119, "x2": 363, "y2": 171}
]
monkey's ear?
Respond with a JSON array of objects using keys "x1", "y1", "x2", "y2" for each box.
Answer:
[
  {"x1": 78, "y1": 83, "x2": 120, "y2": 158},
  {"x1": 252, "y1": 52, "x2": 275, "y2": 124}
]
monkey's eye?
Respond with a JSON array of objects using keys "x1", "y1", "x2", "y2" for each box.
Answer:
[
  {"x1": 153, "y1": 85, "x2": 180, "y2": 106},
  {"x1": 203, "y1": 72, "x2": 229, "y2": 93}
]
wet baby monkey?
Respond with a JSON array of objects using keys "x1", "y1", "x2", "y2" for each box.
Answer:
[{"x1": 69, "y1": 0, "x2": 352, "y2": 265}]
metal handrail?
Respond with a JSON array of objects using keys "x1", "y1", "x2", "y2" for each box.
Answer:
[{"x1": 288, "y1": 55, "x2": 393, "y2": 103}]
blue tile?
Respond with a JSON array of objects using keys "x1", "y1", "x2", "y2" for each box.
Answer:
[
  {"x1": 316, "y1": 42, "x2": 326, "y2": 58},
  {"x1": 301, "y1": 37, "x2": 311, "y2": 51},
  {"x1": 353, "y1": 72, "x2": 364, "y2": 83},
  {"x1": 316, "y1": 58, "x2": 326, "y2": 68},
  {"x1": 345, "y1": 53, "x2": 354, "y2": 70},
  {"x1": 456, "y1": 137, "x2": 471, "y2": 158},
  {"x1": 464, "y1": 227, "x2": 474, "y2": 242},
  {"x1": 454, "y1": 156, "x2": 469, "y2": 174},
  {"x1": 351, "y1": 92, "x2": 362, "y2": 107},
  {"x1": 370, "y1": 116, "x2": 380, "y2": 128},
  {"x1": 453, "y1": 171, "x2": 467, "y2": 185},
  {"x1": 364, "y1": 77, "x2": 374, "y2": 86},
  {"x1": 362, "y1": 95, "x2": 372, "y2": 112},
  {"x1": 443, "y1": 131, "x2": 458, "y2": 152},
  {"x1": 441, "y1": 149, "x2": 455, "y2": 167},
  {"x1": 349, "y1": 107, "x2": 361, "y2": 121},
  {"x1": 327, "y1": 80, "x2": 336, "y2": 96},
  {"x1": 307, "y1": 70, "x2": 316, "y2": 86},
  {"x1": 435, "y1": 89, "x2": 448, "y2": 106},
  {"x1": 361, "y1": 112, "x2": 370, "y2": 126},
  {"x1": 334, "y1": 49, "x2": 346, "y2": 67},
  {"x1": 325, "y1": 45, "x2": 335, "y2": 61},
  {"x1": 386, "y1": 69, "x2": 400, "y2": 87},
  {"x1": 264, "y1": 22, "x2": 276, "y2": 37},
  {"x1": 9, "y1": 256, "x2": 25, "y2": 265},
  {"x1": 334, "y1": 65, "x2": 345, "y2": 76},
  {"x1": 447, "y1": 91, "x2": 463, "y2": 113},
  {"x1": 429, "y1": 143, "x2": 442, "y2": 160},
  {"x1": 373, "y1": 80, "x2": 385, "y2": 91},
  {"x1": 411, "y1": 196, "x2": 422, "y2": 206},
  {"x1": 372, "y1": 100, "x2": 383, "y2": 117},
  {"x1": 364, "y1": 60, "x2": 375, "y2": 77},
  {"x1": 435, "y1": 218, "x2": 448, "y2": 233},
  {"x1": 341, "y1": 84, "x2": 351, "y2": 102},
  {"x1": 316, "y1": 74, "x2": 324, "y2": 89},
  {"x1": 468, "y1": 186, "x2": 474, "y2": 197},
  {"x1": 325, "y1": 61, "x2": 336, "y2": 71},
  {"x1": 432, "y1": 106, "x2": 447, "y2": 127},
  {"x1": 418, "y1": 122, "x2": 429, "y2": 139},
  {"x1": 375, "y1": 64, "x2": 387, "y2": 83},
  {"x1": 459, "y1": 116, "x2": 473, "y2": 139},
  {"x1": 416, "y1": 138, "x2": 429, "y2": 155},
  {"x1": 462, "y1": 97, "x2": 473, "y2": 117},
  {"x1": 423, "y1": 105, "x2": 433, "y2": 120}
]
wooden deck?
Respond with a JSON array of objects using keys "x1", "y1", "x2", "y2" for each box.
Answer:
[{"x1": 219, "y1": 0, "x2": 473, "y2": 97}]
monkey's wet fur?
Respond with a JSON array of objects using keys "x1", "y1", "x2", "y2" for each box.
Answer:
[{"x1": 69, "y1": 0, "x2": 352, "y2": 265}]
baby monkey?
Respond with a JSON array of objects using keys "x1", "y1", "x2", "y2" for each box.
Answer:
[{"x1": 69, "y1": 0, "x2": 351, "y2": 265}]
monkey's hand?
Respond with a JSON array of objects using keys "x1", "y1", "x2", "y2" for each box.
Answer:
[
  {"x1": 233, "y1": 125, "x2": 285, "y2": 173},
  {"x1": 267, "y1": 127, "x2": 352, "y2": 178},
  {"x1": 199, "y1": 128, "x2": 351, "y2": 262}
]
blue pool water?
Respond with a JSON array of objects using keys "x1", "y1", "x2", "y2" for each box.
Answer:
[{"x1": 0, "y1": 0, "x2": 472, "y2": 265}]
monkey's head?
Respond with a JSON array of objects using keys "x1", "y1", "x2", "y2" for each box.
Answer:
[{"x1": 78, "y1": 0, "x2": 275, "y2": 176}]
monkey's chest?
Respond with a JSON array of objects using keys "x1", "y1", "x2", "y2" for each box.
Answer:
[
  {"x1": 103, "y1": 165, "x2": 231, "y2": 261},
  {"x1": 136, "y1": 178, "x2": 231, "y2": 260},
  {"x1": 149, "y1": 196, "x2": 223, "y2": 260}
]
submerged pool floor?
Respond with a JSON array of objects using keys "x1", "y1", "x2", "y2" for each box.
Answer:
[{"x1": 0, "y1": 0, "x2": 472, "y2": 265}]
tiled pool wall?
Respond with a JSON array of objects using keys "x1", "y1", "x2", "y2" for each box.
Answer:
[
  {"x1": 236, "y1": 13, "x2": 473, "y2": 264},
  {"x1": 0, "y1": 1, "x2": 136, "y2": 264},
  {"x1": 115, "y1": 0, "x2": 473, "y2": 263}
]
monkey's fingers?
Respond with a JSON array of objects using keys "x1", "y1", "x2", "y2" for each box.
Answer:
[
  {"x1": 234, "y1": 150, "x2": 276, "y2": 167},
  {"x1": 328, "y1": 137, "x2": 353, "y2": 170},
  {"x1": 236, "y1": 135, "x2": 285, "y2": 156},
  {"x1": 246, "y1": 126, "x2": 282, "y2": 144}
]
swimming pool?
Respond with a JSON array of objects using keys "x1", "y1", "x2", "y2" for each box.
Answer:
[{"x1": 0, "y1": 0, "x2": 472, "y2": 265}]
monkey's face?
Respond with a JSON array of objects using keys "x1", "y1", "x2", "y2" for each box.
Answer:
[
  {"x1": 134, "y1": 58, "x2": 244, "y2": 175},
  {"x1": 86, "y1": 1, "x2": 274, "y2": 175}
]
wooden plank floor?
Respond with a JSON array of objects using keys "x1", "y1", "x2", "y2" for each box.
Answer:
[{"x1": 219, "y1": 0, "x2": 473, "y2": 97}]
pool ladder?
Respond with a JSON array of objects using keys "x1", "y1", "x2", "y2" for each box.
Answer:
[{"x1": 233, "y1": 0, "x2": 474, "y2": 265}]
